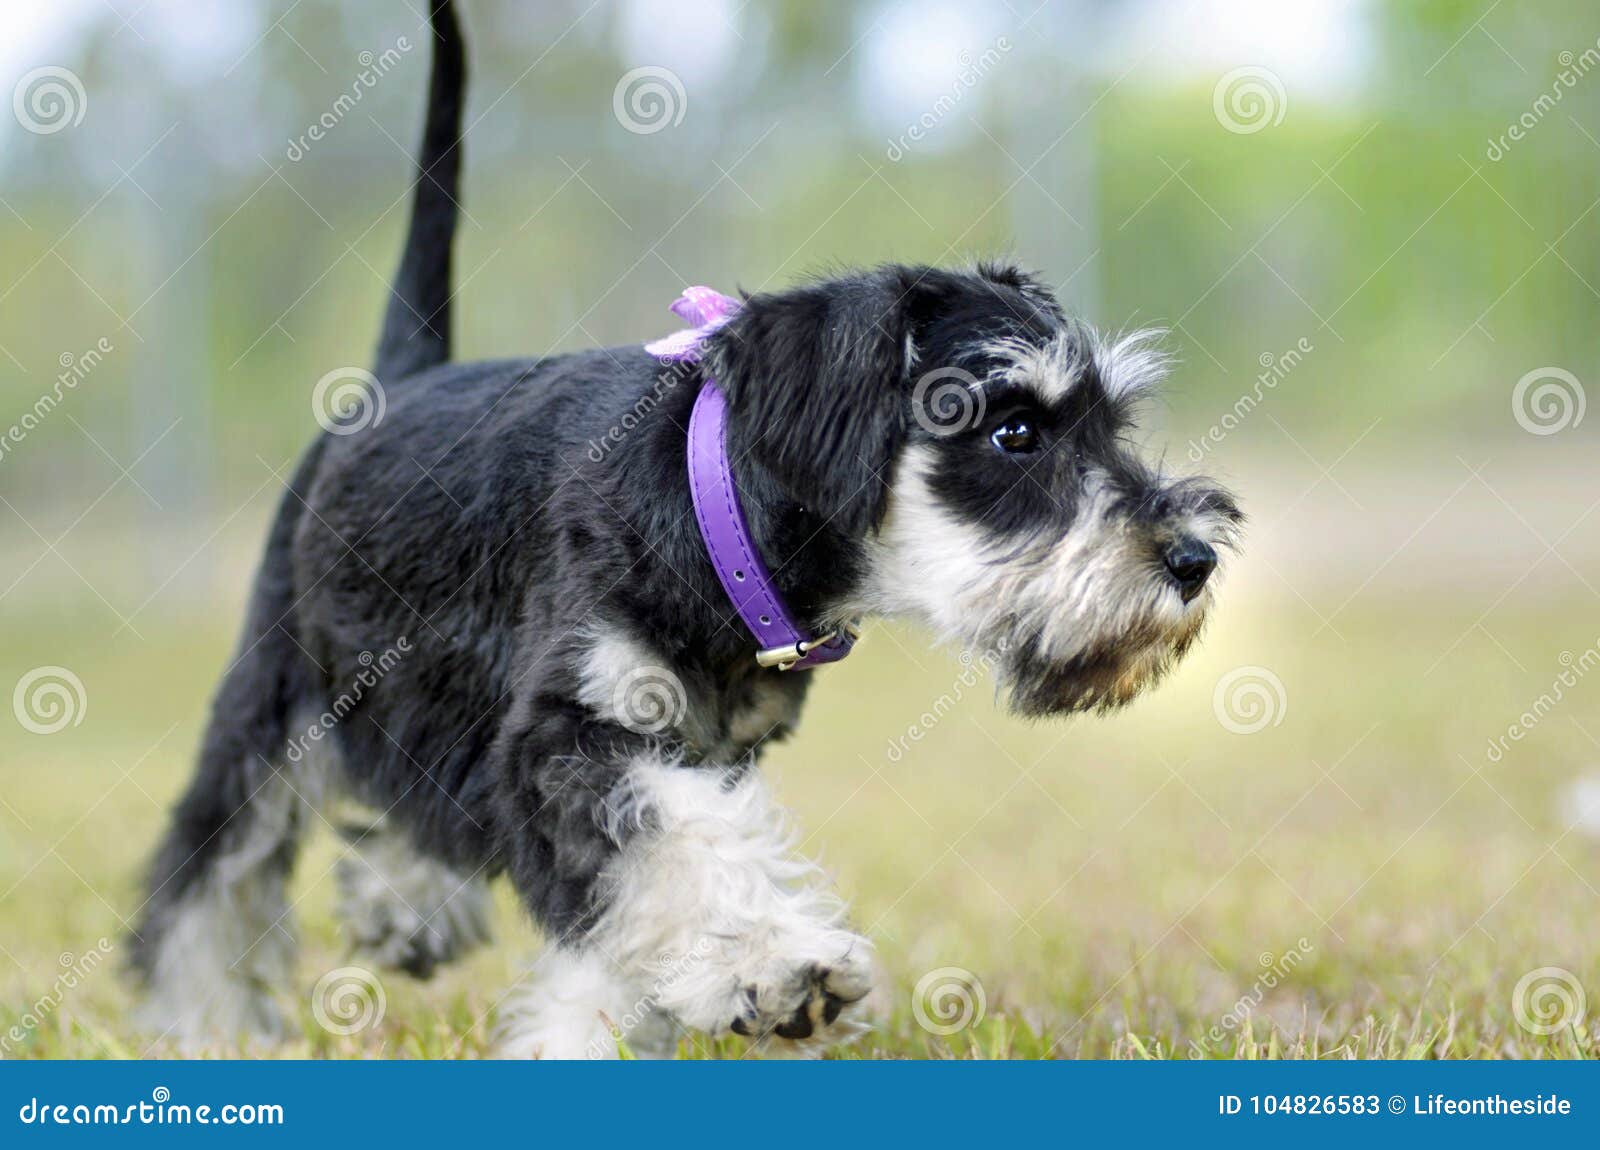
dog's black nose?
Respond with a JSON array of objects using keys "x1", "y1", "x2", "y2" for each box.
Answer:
[{"x1": 1164, "y1": 539, "x2": 1217, "y2": 601}]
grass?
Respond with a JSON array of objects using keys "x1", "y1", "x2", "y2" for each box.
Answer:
[{"x1": 2, "y1": 589, "x2": 1597, "y2": 1059}]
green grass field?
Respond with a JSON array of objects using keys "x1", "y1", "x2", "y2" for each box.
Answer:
[{"x1": 3, "y1": 579, "x2": 1596, "y2": 1059}]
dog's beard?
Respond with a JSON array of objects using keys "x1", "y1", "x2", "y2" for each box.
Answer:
[
  {"x1": 995, "y1": 592, "x2": 1212, "y2": 716},
  {"x1": 980, "y1": 523, "x2": 1226, "y2": 716},
  {"x1": 862, "y1": 455, "x2": 1231, "y2": 716}
]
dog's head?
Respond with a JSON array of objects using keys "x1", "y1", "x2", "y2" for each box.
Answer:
[{"x1": 708, "y1": 263, "x2": 1242, "y2": 716}]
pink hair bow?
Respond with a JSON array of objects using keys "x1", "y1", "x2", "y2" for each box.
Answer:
[{"x1": 644, "y1": 286, "x2": 741, "y2": 362}]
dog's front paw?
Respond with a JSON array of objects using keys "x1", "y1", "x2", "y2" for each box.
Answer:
[{"x1": 723, "y1": 937, "x2": 875, "y2": 1052}]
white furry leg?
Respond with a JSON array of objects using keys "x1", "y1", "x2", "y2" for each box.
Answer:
[
  {"x1": 335, "y1": 820, "x2": 492, "y2": 979},
  {"x1": 135, "y1": 768, "x2": 303, "y2": 1049},
  {"x1": 591, "y1": 757, "x2": 875, "y2": 1056},
  {"x1": 495, "y1": 947, "x2": 678, "y2": 1059}
]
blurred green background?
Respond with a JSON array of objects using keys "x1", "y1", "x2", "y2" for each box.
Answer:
[{"x1": 1, "y1": 0, "x2": 1597, "y2": 1057}]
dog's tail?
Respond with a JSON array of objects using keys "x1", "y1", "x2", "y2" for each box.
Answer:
[{"x1": 373, "y1": 0, "x2": 466, "y2": 383}]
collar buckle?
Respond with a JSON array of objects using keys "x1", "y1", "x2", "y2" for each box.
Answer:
[
  {"x1": 755, "y1": 641, "x2": 806, "y2": 671},
  {"x1": 755, "y1": 623, "x2": 861, "y2": 672}
]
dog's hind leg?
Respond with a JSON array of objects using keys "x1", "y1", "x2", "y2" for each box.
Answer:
[
  {"x1": 130, "y1": 468, "x2": 324, "y2": 1049},
  {"x1": 335, "y1": 818, "x2": 492, "y2": 979},
  {"x1": 129, "y1": 688, "x2": 320, "y2": 1049}
]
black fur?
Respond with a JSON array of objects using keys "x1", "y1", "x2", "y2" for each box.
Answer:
[{"x1": 374, "y1": 0, "x2": 464, "y2": 383}]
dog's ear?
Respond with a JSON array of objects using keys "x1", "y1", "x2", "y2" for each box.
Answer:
[{"x1": 709, "y1": 271, "x2": 928, "y2": 537}]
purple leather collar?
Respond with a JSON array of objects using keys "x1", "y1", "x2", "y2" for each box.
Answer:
[{"x1": 647, "y1": 287, "x2": 856, "y2": 671}]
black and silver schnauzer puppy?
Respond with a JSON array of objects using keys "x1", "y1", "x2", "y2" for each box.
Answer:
[{"x1": 132, "y1": 2, "x2": 1240, "y2": 1057}]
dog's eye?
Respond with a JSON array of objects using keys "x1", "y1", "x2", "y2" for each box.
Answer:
[{"x1": 990, "y1": 418, "x2": 1039, "y2": 455}]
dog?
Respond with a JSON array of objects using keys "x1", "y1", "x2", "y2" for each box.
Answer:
[{"x1": 130, "y1": 1, "x2": 1241, "y2": 1057}]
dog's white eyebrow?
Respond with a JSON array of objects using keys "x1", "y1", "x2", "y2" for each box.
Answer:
[
  {"x1": 1094, "y1": 328, "x2": 1171, "y2": 402},
  {"x1": 979, "y1": 333, "x2": 1089, "y2": 405},
  {"x1": 980, "y1": 328, "x2": 1170, "y2": 405}
]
